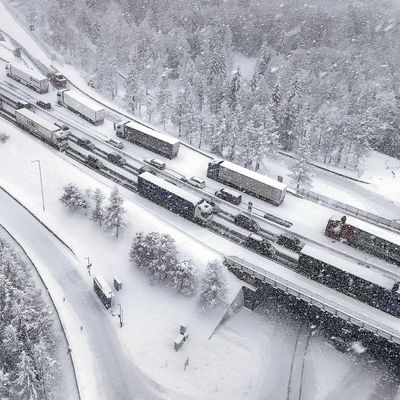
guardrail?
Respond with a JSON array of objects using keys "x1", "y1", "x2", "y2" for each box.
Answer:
[
  {"x1": 296, "y1": 188, "x2": 400, "y2": 234},
  {"x1": 225, "y1": 255, "x2": 400, "y2": 345}
]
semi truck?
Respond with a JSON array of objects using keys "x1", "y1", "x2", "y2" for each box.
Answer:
[
  {"x1": 116, "y1": 119, "x2": 180, "y2": 158},
  {"x1": 137, "y1": 172, "x2": 213, "y2": 224},
  {"x1": 49, "y1": 72, "x2": 67, "y2": 88},
  {"x1": 15, "y1": 108, "x2": 69, "y2": 150},
  {"x1": 57, "y1": 89, "x2": 105, "y2": 125},
  {"x1": 5, "y1": 63, "x2": 49, "y2": 93},
  {"x1": 207, "y1": 160, "x2": 287, "y2": 205}
]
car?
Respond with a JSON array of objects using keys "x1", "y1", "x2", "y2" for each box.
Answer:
[
  {"x1": 144, "y1": 158, "x2": 166, "y2": 170},
  {"x1": 76, "y1": 138, "x2": 95, "y2": 150},
  {"x1": 108, "y1": 152, "x2": 126, "y2": 166},
  {"x1": 215, "y1": 187, "x2": 242, "y2": 205},
  {"x1": 36, "y1": 100, "x2": 51, "y2": 110},
  {"x1": 234, "y1": 213, "x2": 260, "y2": 232},
  {"x1": 85, "y1": 155, "x2": 103, "y2": 169},
  {"x1": 277, "y1": 234, "x2": 304, "y2": 252},
  {"x1": 329, "y1": 336, "x2": 352, "y2": 353},
  {"x1": 245, "y1": 233, "x2": 276, "y2": 257},
  {"x1": 106, "y1": 137, "x2": 124, "y2": 149},
  {"x1": 181, "y1": 176, "x2": 206, "y2": 188}
]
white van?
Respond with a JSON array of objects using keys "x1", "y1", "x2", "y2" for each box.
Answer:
[{"x1": 106, "y1": 137, "x2": 124, "y2": 149}]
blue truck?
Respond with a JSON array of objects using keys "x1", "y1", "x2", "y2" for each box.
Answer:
[{"x1": 137, "y1": 172, "x2": 213, "y2": 224}]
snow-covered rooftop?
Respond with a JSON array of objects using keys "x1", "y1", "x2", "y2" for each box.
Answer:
[
  {"x1": 300, "y1": 244, "x2": 397, "y2": 290},
  {"x1": 221, "y1": 160, "x2": 287, "y2": 191},
  {"x1": 345, "y1": 216, "x2": 400, "y2": 247},
  {"x1": 63, "y1": 89, "x2": 105, "y2": 112},
  {"x1": 124, "y1": 120, "x2": 179, "y2": 145},
  {"x1": 16, "y1": 108, "x2": 59, "y2": 132},
  {"x1": 139, "y1": 172, "x2": 202, "y2": 206}
]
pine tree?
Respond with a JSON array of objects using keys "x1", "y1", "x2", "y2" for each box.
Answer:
[
  {"x1": 13, "y1": 351, "x2": 38, "y2": 400},
  {"x1": 91, "y1": 188, "x2": 105, "y2": 226},
  {"x1": 157, "y1": 71, "x2": 171, "y2": 130},
  {"x1": 289, "y1": 133, "x2": 313, "y2": 191},
  {"x1": 103, "y1": 187, "x2": 126, "y2": 238},
  {"x1": 59, "y1": 183, "x2": 88, "y2": 214},
  {"x1": 124, "y1": 57, "x2": 143, "y2": 115},
  {"x1": 198, "y1": 260, "x2": 227, "y2": 311},
  {"x1": 168, "y1": 258, "x2": 197, "y2": 296},
  {"x1": 228, "y1": 67, "x2": 241, "y2": 111}
]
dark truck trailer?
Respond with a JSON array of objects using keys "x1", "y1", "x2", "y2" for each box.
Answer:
[
  {"x1": 297, "y1": 244, "x2": 400, "y2": 317},
  {"x1": 137, "y1": 172, "x2": 213, "y2": 224},
  {"x1": 116, "y1": 120, "x2": 179, "y2": 159},
  {"x1": 207, "y1": 160, "x2": 287, "y2": 205},
  {"x1": 325, "y1": 215, "x2": 400, "y2": 266}
]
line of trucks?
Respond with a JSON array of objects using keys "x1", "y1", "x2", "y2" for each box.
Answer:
[{"x1": 3, "y1": 63, "x2": 289, "y2": 207}]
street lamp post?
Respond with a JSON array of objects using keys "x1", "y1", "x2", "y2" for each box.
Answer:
[
  {"x1": 31, "y1": 160, "x2": 45, "y2": 211},
  {"x1": 118, "y1": 304, "x2": 123, "y2": 328}
]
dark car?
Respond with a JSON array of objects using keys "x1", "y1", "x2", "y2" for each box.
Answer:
[
  {"x1": 234, "y1": 213, "x2": 260, "y2": 232},
  {"x1": 108, "y1": 152, "x2": 126, "y2": 166},
  {"x1": 77, "y1": 138, "x2": 95, "y2": 150},
  {"x1": 215, "y1": 187, "x2": 242, "y2": 205},
  {"x1": 245, "y1": 233, "x2": 276, "y2": 257},
  {"x1": 277, "y1": 234, "x2": 304, "y2": 252},
  {"x1": 86, "y1": 155, "x2": 103, "y2": 169},
  {"x1": 36, "y1": 100, "x2": 51, "y2": 110},
  {"x1": 329, "y1": 336, "x2": 352, "y2": 353}
]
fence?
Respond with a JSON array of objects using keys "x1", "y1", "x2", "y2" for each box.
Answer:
[{"x1": 297, "y1": 188, "x2": 400, "y2": 234}]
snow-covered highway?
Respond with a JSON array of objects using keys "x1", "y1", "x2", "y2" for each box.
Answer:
[{"x1": 0, "y1": 187, "x2": 159, "y2": 400}]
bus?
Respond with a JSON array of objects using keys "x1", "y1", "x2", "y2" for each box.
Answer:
[{"x1": 93, "y1": 275, "x2": 113, "y2": 309}]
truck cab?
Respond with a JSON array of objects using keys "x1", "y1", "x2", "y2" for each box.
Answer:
[
  {"x1": 207, "y1": 159, "x2": 223, "y2": 180},
  {"x1": 194, "y1": 200, "x2": 214, "y2": 223},
  {"x1": 50, "y1": 72, "x2": 67, "y2": 88}
]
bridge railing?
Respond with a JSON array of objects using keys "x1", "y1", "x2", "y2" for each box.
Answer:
[
  {"x1": 296, "y1": 188, "x2": 400, "y2": 234},
  {"x1": 225, "y1": 256, "x2": 400, "y2": 345}
]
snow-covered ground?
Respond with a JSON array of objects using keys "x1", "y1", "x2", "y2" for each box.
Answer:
[{"x1": 0, "y1": 110, "x2": 398, "y2": 399}]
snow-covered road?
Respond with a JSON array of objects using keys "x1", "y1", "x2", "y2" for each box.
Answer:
[{"x1": 0, "y1": 187, "x2": 159, "y2": 400}]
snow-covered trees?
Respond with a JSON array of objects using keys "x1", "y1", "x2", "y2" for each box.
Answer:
[
  {"x1": 198, "y1": 260, "x2": 227, "y2": 311},
  {"x1": 59, "y1": 183, "x2": 88, "y2": 213},
  {"x1": 289, "y1": 133, "x2": 314, "y2": 191},
  {"x1": 60, "y1": 185, "x2": 126, "y2": 238},
  {"x1": 130, "y1": 232, "x2": 197, "y2": 296},
  {"x1": 103, "y1": 186, "x2": 126, "y2": 238},
  {"x1": 130, "y1": 232, "x2": 178, "y2": 284},
  {"x1": 91, "y1": 188, "x2": 105, "y2": 226},
  {"x1": 0, "y1": 239, "x2": 58, "y2": 400},
  {"x1": 24, "y1": 0, "x2": 400, "y2": 166}
]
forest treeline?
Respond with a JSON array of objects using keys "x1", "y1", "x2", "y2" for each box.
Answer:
[
  {"x1": 0, "y1": 239, "x2": 58, "y2": 399},
  {"x1": 12, "y1": 0, "x2": 400, "y2": 172}
]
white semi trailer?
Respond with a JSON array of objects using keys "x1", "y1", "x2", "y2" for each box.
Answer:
[
  {"x1": 57, "y1": 89, "x2": 105, "y2": 125},
  {"x1": 5, "y1": 63, "x2": 49, "y2": 93},
  {"x1": 15, "y1": 108, "x2": 69, "y2": 150},
  {"x1": 207, "y1": 160, "x2": 287, "y2": 205}
]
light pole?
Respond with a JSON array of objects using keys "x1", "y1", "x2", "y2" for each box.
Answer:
[
  {"x1": 31, "y1": 160, "x2": 45, "y2": 211},
  {"x1": 118, "y1": 304, "x2": 123, "y2": 328}
]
